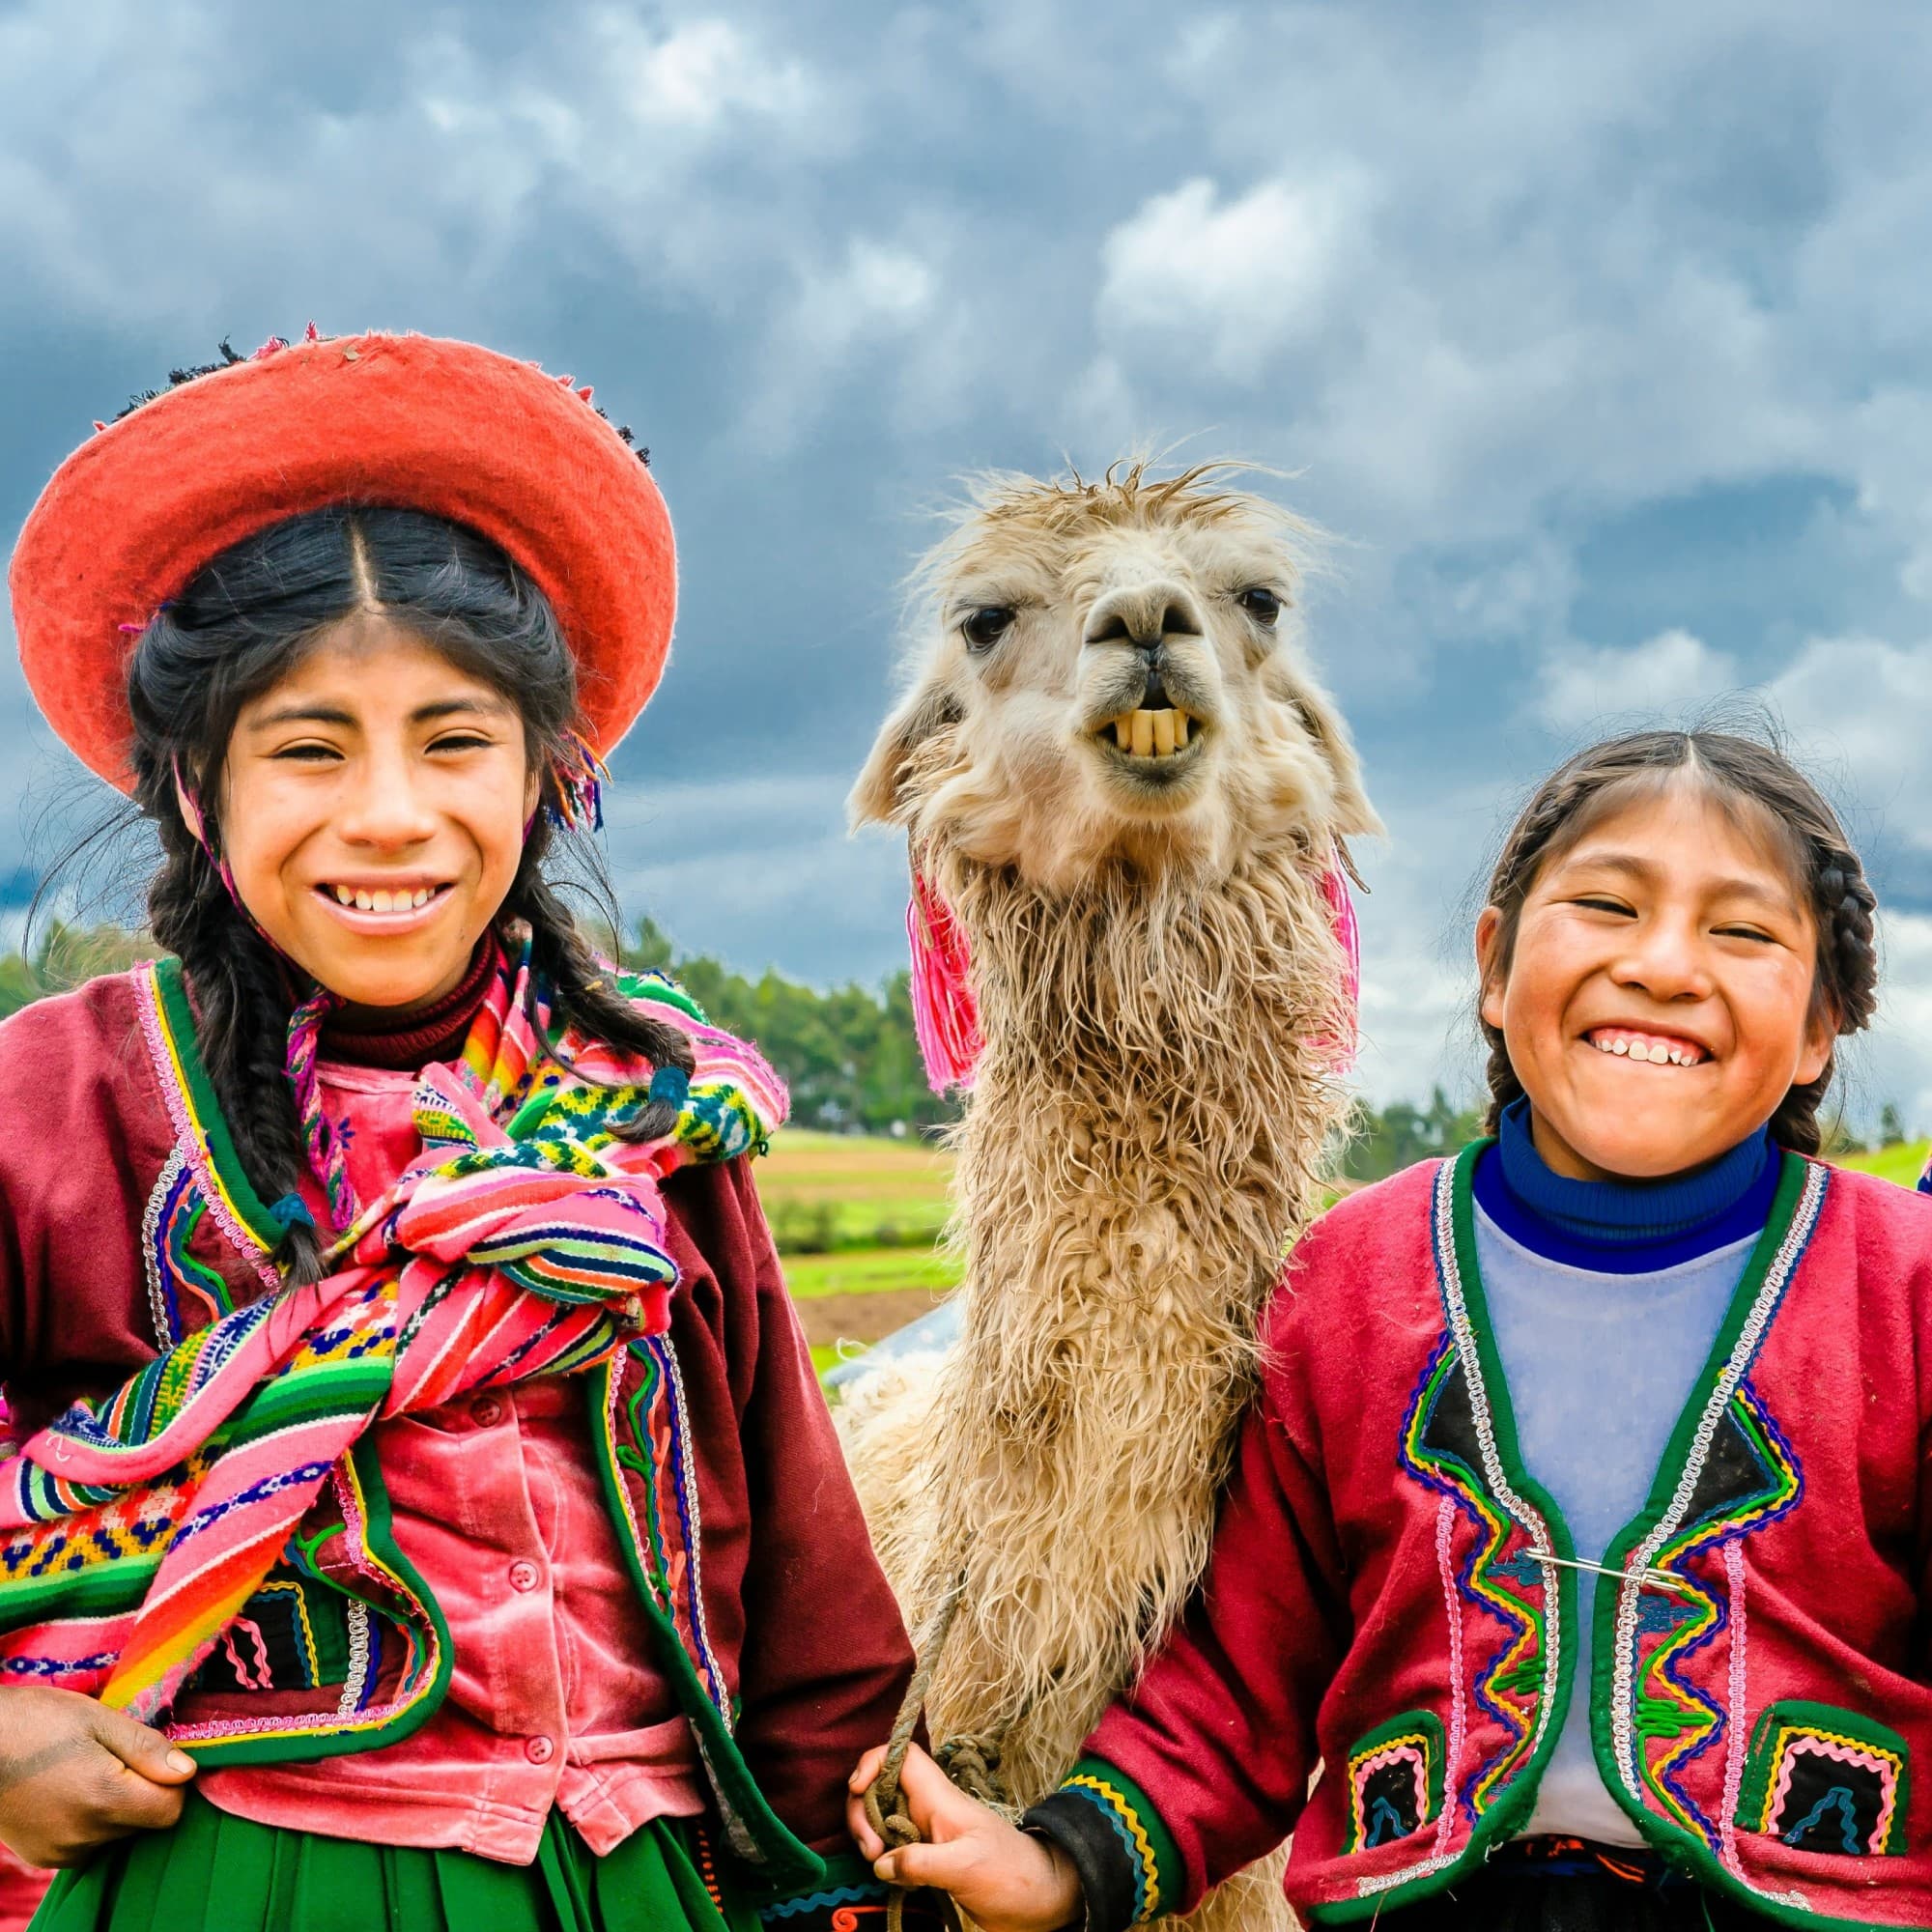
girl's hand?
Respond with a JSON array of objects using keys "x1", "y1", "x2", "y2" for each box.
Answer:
[
  {"x1": 0, "y1": 1688, "x2": 198, "y2": 1867},
  {"x1": 848, "y1": 1743, "x2": 1082, "y2": 1932}
]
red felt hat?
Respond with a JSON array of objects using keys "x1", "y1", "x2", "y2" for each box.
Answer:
[{"x1": 7, "y1": 329, "x2": 676, "y2": 791}]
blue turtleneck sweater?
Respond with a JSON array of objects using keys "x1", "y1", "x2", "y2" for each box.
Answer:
[{"x1": 1471, "y1": 1100, "x2": 1776, "y2": 1845}]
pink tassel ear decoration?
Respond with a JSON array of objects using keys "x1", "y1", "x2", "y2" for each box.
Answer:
[
  {"x1": 1316, "y1": 857, "x2": 1362, "y2": 1072},
  {"x1": 907, "y1": 870, "x2": 983, "y2": 1094}
]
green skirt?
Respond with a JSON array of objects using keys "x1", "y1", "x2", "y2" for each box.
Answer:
[{"x1": 32, "y1": 1793, "x2": 756, "y2": 1932}]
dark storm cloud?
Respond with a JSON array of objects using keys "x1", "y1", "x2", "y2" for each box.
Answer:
[{"x1": 7, "y1": 0, "x2": 1932, "y2": 1114}]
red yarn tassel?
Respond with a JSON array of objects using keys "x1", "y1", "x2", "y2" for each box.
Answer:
[
  {"x1": 907, "y1": 871, "x2": 982, "y2": 1094},
  {"x1": 1317, "y1": 857, "x2": 1362, "y2": 1071}
]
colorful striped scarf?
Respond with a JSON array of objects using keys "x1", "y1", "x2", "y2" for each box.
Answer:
[{"x1": 0, "y1": 928, "x2": 786, "y2": 1722}]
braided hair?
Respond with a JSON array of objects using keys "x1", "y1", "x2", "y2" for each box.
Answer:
[
  {"x1": 1477, "y1": 729, "x2": 1877, "y2": 1156},
  {"x1": 127, "y1": 504, "x2": 693, "y2": 1283}
]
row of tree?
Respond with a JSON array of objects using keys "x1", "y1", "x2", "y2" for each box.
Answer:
[{"x1": 0, "y1": 920, "x2": 1907, "y2": 1167}]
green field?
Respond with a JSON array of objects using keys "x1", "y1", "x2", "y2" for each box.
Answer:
[
  {"x1": 781, "y1": 1244, "x2": 964, "y2": 1298},
  {"x1": 1834, "y1": 1139, "x2": 1928, "y2": 1188},
  {"x1": 757, "y1": 1128, "x2": 955, "y2": 1251}
]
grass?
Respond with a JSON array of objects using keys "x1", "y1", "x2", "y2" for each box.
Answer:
[
  {"x1": 780, "y1": 1244, "x2": 965, "y2": 1299},
  {"x1": 1833, "y1": 1139, "x2": 1928, "y2": 1188},
  {"x1": 757, "y1": 1133, "x2": 959, "y2": 1379},
  {"x1": 757, "y1": 1128, "x2": 955, "y2": 1251}
]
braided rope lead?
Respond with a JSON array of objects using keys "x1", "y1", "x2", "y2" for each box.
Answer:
[{"x1": 866, "y1": 1574, "x2": 974, "y2": 1932}]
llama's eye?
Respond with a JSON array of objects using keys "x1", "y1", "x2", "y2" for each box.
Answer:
[
  {"x1": 961, "y1": 607, "x2": 1016, "y2": 652},
  {"x1": 1236, "y1": 587, "x2": 1282, "y2": 626}
]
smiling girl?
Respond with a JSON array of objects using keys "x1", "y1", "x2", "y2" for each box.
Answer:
[
  {"x1": 0, "y1": 332, "x2": 920, "y2": 1932},
  {"x1": 852, "y1": 730, "x2": 1932, "y2": 1931}
]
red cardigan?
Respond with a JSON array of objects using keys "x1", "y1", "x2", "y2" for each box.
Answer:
[
  {"x1": 0, "y1": 968, "x2": 914, "y2": 1926},
  {"x1": 1026, "y1": 1149, "x2": 1932, "y2": 1931}
]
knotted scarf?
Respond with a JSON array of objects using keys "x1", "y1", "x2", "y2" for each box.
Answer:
[{"x1": 0, "y1": 930, "x2": 786, "y2": 1722}]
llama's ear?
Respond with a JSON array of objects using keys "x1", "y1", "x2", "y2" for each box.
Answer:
[
  {"x1": 1284, "y1": 667, "x2": 1382, "y2": 840},
  {"x1": 848, "y1": 683, "x2": 962, "y2": 829}
]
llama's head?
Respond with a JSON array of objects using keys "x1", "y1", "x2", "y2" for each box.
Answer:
[{"x1": 850, "y1": 462, "x2": 1379, "y2": 890}]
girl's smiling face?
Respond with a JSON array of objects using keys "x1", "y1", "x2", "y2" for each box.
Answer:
[
  {"x1": 215, "y1": 612, "x2": 538, "y2": 1012},
  {"x1": 1476, "y1": 777, "x2": 1834, "y2": 1182}
]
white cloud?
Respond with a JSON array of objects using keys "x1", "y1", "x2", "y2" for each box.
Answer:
[
  {"x1": 1533, "y1": 629, "x2": 1744, "y2": 734},
  {"x1": 1097, "y1": 173, "x2": 1368, "y2": 384},
  {"x1": 1766, "y1": 633, "x2": 1932, "y2": 841},
  {"x1": 594, "y1": 14, "x2": 816, "y2": 130}
]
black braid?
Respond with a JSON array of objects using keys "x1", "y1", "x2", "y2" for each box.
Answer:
[
  {"x1": 1479, "y1": 729, "x2": 1879, "y2": 1157},
  {"x1": 142, "y1": 807, "x2": 329, "y2": 1283}
]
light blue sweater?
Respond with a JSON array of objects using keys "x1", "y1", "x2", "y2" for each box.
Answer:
[{"x1": 1470, "y1": 1103, "x2": 1774, "y2": 1843}]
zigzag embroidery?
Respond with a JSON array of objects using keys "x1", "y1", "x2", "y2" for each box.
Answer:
[{"x1": 1064, "y1": 1774, "x2": 1162, "y2": 1921}]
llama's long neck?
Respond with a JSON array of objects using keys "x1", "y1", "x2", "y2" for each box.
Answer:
[{"x1": 913, "y1": 842, "x2": 1351, "y2": 1798}]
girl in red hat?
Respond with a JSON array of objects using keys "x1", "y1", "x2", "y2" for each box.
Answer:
[{"x1": 0, "y1": 329, "x2": 920, "y2": 1932}]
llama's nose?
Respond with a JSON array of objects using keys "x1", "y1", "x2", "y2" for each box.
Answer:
[
  {"x1": 1084, "y1": 582, "x2": 1203, "y2": 710},
  {"x1": 1082, "y1": 581, "x2": 1206, "y2": 652}
]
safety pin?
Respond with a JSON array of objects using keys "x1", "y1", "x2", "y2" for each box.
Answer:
[{"x1": 1523, "y1": 1549, "x2": 1696, "y2": 1599}]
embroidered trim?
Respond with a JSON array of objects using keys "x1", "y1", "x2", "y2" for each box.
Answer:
[
  {"x1": 335, "y1": 1600, "x2": 371, "y2": 1719},
  {"x1": 1719, "y1": 1540, "x2": 1748, "y2": 1875},
  {"x1": 141, "y1": 1148, "x2": 189, "y2": 1349},
  {"x1": 756, "y1": 1887, "x2": 886, "y2": 1922},
  {"x1": 611, "y1": 1335, "x2": 730, "y2": 1719},
  {"x1": 1431, "y1": 1495, "x2": 1469, "y2": 1853},
  {"x1": 1607, "y1": 1162, "x2": 1823, "y2": 1848},
  {"x1": 1063, "y1": 1773, "x2": 1163, "y2": 1921},
  {"x1": 131, "y1": 962, "x2": 282, "y2": 1285},
  {"x1": 1405, "y1": 1161, "x2": 1563, "y2": 1814},
  {"x1": 1344, "y1": 1711, "x2": 1446, "y2": 1853},
  {"x1": 1737, "y1": 1702, "x2": 1909, "y2": 1857}
]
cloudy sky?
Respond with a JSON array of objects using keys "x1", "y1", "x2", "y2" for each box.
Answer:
[{"x1": 5, "y1": 0, "x2": 1932, "y2": 1122}]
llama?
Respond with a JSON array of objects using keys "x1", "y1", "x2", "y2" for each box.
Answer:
[{"x1": 840, "y1": 463, "x2": 1379, "y2": 1929}]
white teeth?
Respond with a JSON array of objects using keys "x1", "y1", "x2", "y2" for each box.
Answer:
[
  {"x1": 1594, "y1": 1033, "x2": 1703, "y2": 1065},
  {"x1": 354, "y1": 890, "x2": 374, "y2": 911},
  {"x1": 334, "y1": 884, "x2": 354, "y2": 905},
  {"x1": 413, "y1": 888, "x2": 431, "y2": 908},
  {"x1": 371, "y1": 889, "x2": 393, "y2": 914}
]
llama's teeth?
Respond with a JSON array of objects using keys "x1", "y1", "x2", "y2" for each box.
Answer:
[
  {"x1": 1175, "y1": 712, "x2": 1189, "y2": 747},
  {"x1": 1115, "y1": 716, "x2": 1133, "y2": 750},
  {"x1": 355, "y1": 890, "x2": 374, "y2": 911},
  {"x1": 1131, "y1": 711, "x2": 1154, "y2": 757},
  {"x1": 1152, "y1": 709, "x2": 1176, "y2": 756}
]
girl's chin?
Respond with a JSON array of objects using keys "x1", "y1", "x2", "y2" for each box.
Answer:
[{"x1": 280, "y1": 933, "x2": 475, "y2": 1012}]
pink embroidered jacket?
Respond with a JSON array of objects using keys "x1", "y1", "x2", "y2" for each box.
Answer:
[
  {"x1": 1025, "y1": 1150, "x2": 1932, "y2": 1931},
  {"x1": 0, "y1": 966, "x2": 915, "y2": 1927}
]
